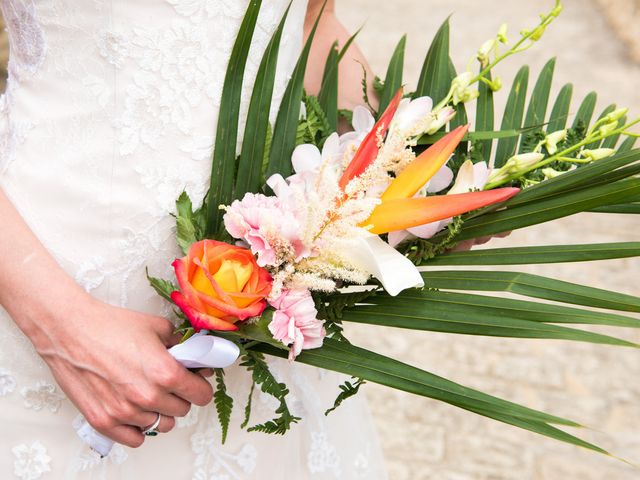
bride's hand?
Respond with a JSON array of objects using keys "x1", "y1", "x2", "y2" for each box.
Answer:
[
  {"x1": 0, "y1": 188, "x2": 213, "y2": 448},
  {"x1": 304, "y1": 0, "x2": 379, "y2": 117},
  {"x1": 32, "y1": 293, "x2": 214, "y2": 448}
]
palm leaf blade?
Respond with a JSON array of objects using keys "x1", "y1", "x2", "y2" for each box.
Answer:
[
  {"x1": 205, "y1": 0, "x2": 262, "y2": 235},
  {"x1": 420, "y1": 270, "x2": 640, "y2": 313}
]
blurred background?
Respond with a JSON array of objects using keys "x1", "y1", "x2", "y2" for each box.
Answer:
[
  {"x1": 0, "y1": 1, "x2": 638, "y2": 479},
  {"x1": 335, "y1": 1, "x2": 640, "y2": 479}
]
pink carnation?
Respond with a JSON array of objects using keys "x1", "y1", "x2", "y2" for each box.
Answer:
[
  {"x1": 268, "y1": 289, "x2": 326, "y2": 360},
  {"x1": 223, "y1": 193, "x2": 306, "y2": 267}
]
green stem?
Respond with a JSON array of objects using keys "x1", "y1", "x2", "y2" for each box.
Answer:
[
  {"x1": 485, "y1": 117, "x2": 640, "y2": 189},
  {"x1": 433, "y1": 1, "x2": 562, "y2": 111}
]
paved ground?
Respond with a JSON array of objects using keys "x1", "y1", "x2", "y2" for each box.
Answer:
[{"x1": 336, "y1": 1, "x2": 640, "y2": 478}]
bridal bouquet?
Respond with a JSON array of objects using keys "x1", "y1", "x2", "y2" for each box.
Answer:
[{"x1": 144, "y1": 0, "x2": 639, "y2": 455}]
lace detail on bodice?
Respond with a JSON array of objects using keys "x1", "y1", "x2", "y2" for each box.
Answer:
[{"x1": 2, "y1": 0, "x2": 47, "y2": 78}]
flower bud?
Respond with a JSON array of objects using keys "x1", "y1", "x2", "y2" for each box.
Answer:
[
  {"x1": 550, "y1": 1, "x2": 563, "y2": 17},
  {"x1": 530, "y1": 25, "x2": 546, "y2": 41},
  {"x1": 487, "y1": 152, "x2": 545, "y2": 184},
  {"x1": 451, "y1": 72, "x2": 479, "y2": 105},
  {"x1": 477, "y1": 39, "x2": 498, "y2": 67},
  {"x1": 489, "y1": 76, "x2": 503, "y2": 92},
  {"x1": 603, "y1": 107, "x2": 628, "y2": 124},
  {"x1": 426, "y1": 107, "x2": 456, "y2": 135},
  {"x1": 497, "y1": 23, "x2": 508, "y2": 44},
  {"x1": 598, "y1": 121, "x2": 618, "y2": 137},
  {"x1": 508, "y1": 152, "x2": 545, "y2": 171},
  {"x1": 541, "y1": 167, "x2": 564, "y2": 180},
  {"x1": 579, "y1": 148, "x2": 616, "y2": 162},
  {"x1": 541, "y1": 129, "x2": 567, "y2": 155}
]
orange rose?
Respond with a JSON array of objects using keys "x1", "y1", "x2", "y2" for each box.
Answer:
[{"x1": 171, "y1": 240, "x2": 272, "y2": 332}]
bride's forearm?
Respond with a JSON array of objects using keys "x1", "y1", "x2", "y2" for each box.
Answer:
[
  {"x1": 0, "y1": 187, "x2": 87, "y2": 345},
  {"x1": 304, "y1": 0, "x2": 378, "y2": 111}
]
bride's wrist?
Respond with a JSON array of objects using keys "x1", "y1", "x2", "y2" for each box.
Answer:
[{"x1": 6, "y1": 269, "x2": 92, "y2": 354}]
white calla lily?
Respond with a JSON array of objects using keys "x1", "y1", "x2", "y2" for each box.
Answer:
[{"x1": 344, "y1": 235, "x2": 424, "y2": 296}]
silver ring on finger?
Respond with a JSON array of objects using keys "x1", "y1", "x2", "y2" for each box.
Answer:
[{"x1": 140, "y1": 412, "x2": 162, "y2": 436}]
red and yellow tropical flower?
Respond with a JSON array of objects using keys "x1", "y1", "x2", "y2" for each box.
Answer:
[
  {"x1": 171, "y1": 240, "x2": 272, "y2": 332},
  {"x1": 359, "y1": 123, "x2": 519, "y2": 234}
]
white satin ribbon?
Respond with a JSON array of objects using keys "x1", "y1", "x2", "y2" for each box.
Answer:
[{"x1": 75, "y1": 333, "x2": 240, "y2": 457}]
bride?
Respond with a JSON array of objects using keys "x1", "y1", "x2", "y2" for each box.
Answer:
[{"x1": 0, "y1": 0, "x2": 387, "y2": 478}]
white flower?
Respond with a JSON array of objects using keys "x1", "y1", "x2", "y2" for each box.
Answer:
[
  {"x1": 12, "y1": 442, "x2": 51, "y2": 480},
  {"x1": 342, "y1": 234, "x2": 424, "y2": 296},
  {"x1": 391, "y1": 96, "x2": 433, "y2": 136},
  {"x1": 425, "y1": 107, "x2": 456, "y2": 135},
  {"x1": 339, "y1": 106, "x2": 375, "y2": 153}
]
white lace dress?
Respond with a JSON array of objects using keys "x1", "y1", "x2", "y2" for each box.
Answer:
[{"x1": 0, "y1": 1, "x2": 387, "y2": 478}]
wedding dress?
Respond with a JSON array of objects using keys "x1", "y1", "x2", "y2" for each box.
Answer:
[{"x1": 0, "y1": 1, "x2": 387, "y2": 478}]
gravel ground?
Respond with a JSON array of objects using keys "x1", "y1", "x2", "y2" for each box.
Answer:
[{"x1": 336, "y1": 1, "x2": 640, "y2": 479}]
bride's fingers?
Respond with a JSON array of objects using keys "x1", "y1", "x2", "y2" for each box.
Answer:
[
  {"x1": 135, "y1": 412, "x2": 176, "y2": 434},
  {"x1": 151, "y1": 316, "x2": 183, "y2": 347},
  {"x1": 100, "y1": 424, "x2": 146, "y2": 449}
]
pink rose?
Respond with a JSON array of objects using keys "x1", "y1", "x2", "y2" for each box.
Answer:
[{"x1": 268, "y1": 289, "x2": 326, "y2": 360}]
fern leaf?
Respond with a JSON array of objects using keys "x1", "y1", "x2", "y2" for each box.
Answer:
[
  {"x1": 241, "y1": 381, "x2": 256, "y2": 429},
  {"x1": 240, "y1": 351, "x2": 300, "y2": 435},
  {"x1": 213, "y1": 369, "x2": 234, "y2": 444},
  {"x1": 325, "y1": 377, "x2": 366, "y2": 415}
]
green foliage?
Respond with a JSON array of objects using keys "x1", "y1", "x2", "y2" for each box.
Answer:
[
  {"x1": 546, "y1": 83, "x2": 573, "y2": 132},
  {"x1": 494, "y1": 65, "x2": 529, "y2": 167},
  {"x1": 146, "y1": 268, "x2": 177, "y2": 302},
  {"x1": 318, "y1": 42, "x2": 340, "y2": 132},
  {"x1": 175, "y1": 191, "x2": 205, "y2": 254},
  {"x1": 316, "y1": 288, "x2": 379, "y2": 321},
  {"x1": 315, "y1": 288, "x2": 379, "y2": 342},
  {"x1": 325, "y1": 377, "x2": 366, "y2": 416},
  {"x1": 205, "y1": 0, "x2": 262, "y2": 236},
  {"x1": 241, "y1": 381, "x2": 256, "y2": 429},
  {"x1": 373, "y1": 76, "x2": 385, "y2": 98},
  {"x1": 420, "y1": 270, "x2": 640, "y2": 313},
  {"x1": 296, "y1": 94, "x2": 331, "y2": 146},
  {"x1": 475, "y1": 68, "x2": 494, "y2": 162},
  {"x1": 342, "y1": 289, "x2": 639, "y2": 347},
  {"x1": 378, "y1": 35, "x2": 406, "y2": 115},
  {"x1": 424, "y1": 242, "x2": 640, "y2": 266},
  {"x1": 266, "y1": 1, "x2": 325, "y2": 179},
  {"x1": 255, "y1": 338, "x2": 607, "y2": 454},
  {"x1": 400, "y1": 216, "x2": 464, "y2": 264},
  {"x1": 518, "y1": 57, "x2": 555, "y2": 153},
  {"x1": 235, "y1": 4, "x2": 290, "y2": 199},
  {"x1": 241, "y1": 350, "x2": 300, "y2": 435},
  {"x1": 415, "y1": 17, "x2": 451, "y2": 104},
  {"x1": 213, "y1": 369, "x2": 234, "y2": 444}
]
